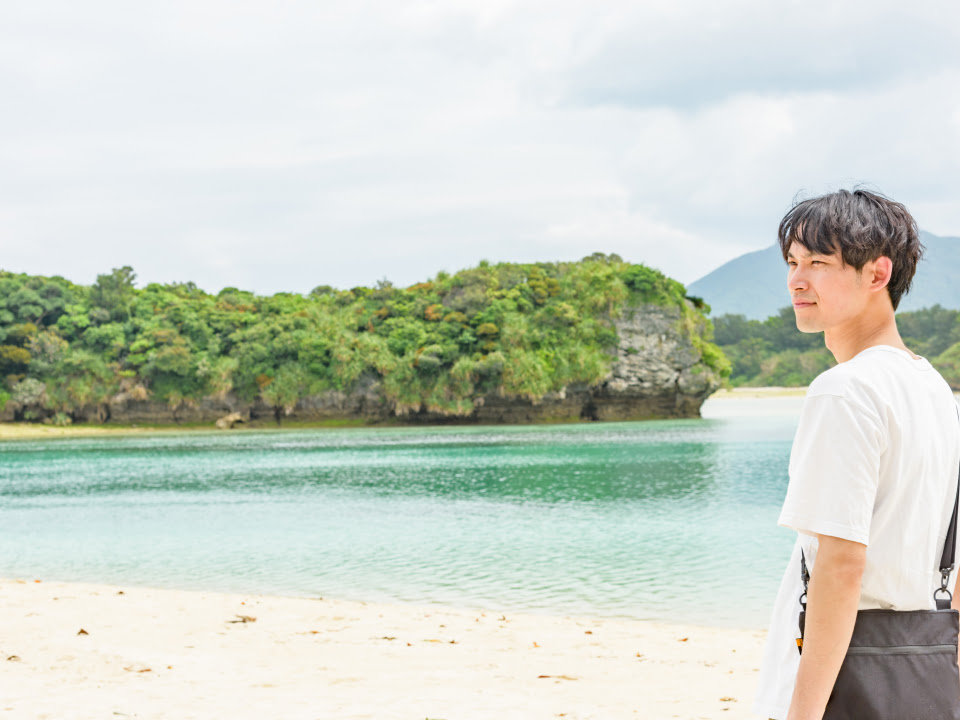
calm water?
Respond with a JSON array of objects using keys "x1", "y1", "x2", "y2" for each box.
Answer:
[{"x1": 0, "y1": 397, "x2": 803, "y2": 628}]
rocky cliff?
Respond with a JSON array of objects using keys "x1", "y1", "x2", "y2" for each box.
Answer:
[{"x1": 1, "y1": 302, "x2": 722, "y2": 427}]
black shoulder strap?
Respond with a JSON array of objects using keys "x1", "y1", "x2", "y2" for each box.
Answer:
[
  {"x1": 935, "y1": 462, "x2": 960, "y2": 609},
  {"x1": 934, "y1": 404, "x2": 960, "y2": 609},
  {"x1": 940, "y1": 465, "x2": 960, "y2": 576}
]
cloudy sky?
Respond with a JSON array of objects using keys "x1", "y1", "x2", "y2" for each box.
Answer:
[{"x1": 3, "y1": 0, "x2": 960, "y2": 295}]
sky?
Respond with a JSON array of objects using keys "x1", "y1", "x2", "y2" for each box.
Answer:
[{"x1": 3, "y1": 0, "x2": 960, "y2": 296}]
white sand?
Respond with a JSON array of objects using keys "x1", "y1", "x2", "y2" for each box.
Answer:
[{"x1": 0, "y1": 578, "x2": 767, "y2": 720}]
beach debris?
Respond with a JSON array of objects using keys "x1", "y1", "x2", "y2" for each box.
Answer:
[
  {"x1": 424, "y1": 639, "x2": 443, "y2": 643},
  {"x1": 77, "y1": 629, "x2": 89, "y2": 636},
  {"x1": 532, "y1": 641, "x2": 540, "y2": 648},
  {"x1": 537, "y1": 675, "x2": 577, "y2": 681},
  {"x1": 448, "y1": 640, "x2": 457, "y2": 644},
  {"x1": 499, "y1": 615, "x2": 507, "y2": 621},
  {"x1": 6, "y1": 655, "x2": 21, "y2": 662},
  {"x1": 584, "y1": 630, "x2": 593, "y2": 634},
  {"x1": 34, "y1": 579, "x2": 41, "y2": 583},
  {"x1": 117, "y1": 591, "x2": 124, "y2": 595},
  {"x1": 380, "y1": 636, "x2": 397, "y2": 641},
  {"x1": 123, "y1": 664, "x2": 151, "y2": 673},
  {"x1": 720, "y1": 697, "x2": 737, "y2": 702},
  {"x1": 227, "y1": 615, "x2": 256, "y2": 624},
  {"x1": 678, "y1": 637, "x2": 688, "y2": 642}
]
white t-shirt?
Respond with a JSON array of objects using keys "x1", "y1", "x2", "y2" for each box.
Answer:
[{"x1": 753, "y1": 345, "x2": 960, "y2": 720}]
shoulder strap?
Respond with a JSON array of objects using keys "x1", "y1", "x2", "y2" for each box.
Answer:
[
  {"x1": 935, "y1": 462, "x2": 960, "y2": 609},
  {"x1": 934, "y1": 404, "x2": 960, "y2": 609}
]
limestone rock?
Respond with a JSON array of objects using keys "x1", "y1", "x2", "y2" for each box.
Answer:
[{"x1": 215, "y1": 411, "x2": 247, "y2": 430}]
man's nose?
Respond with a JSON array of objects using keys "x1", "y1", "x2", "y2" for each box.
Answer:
[{"x1": 788, "y1": 267, "x2": 808, "y2": 292}]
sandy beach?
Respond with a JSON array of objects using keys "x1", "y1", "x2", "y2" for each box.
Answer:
[{"x1": 0, "y1": 578, "x2": 767, "y2": 720}]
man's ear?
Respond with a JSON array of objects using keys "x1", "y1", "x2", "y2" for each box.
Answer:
[{"x1": 868, "y1": 256, "x2": 893, "y2": 293}]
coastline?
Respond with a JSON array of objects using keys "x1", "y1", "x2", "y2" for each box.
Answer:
[
  {"x1": 0, "y1": 577, "x2": 766, "y2": 720},
  {"x1": 0, "y1": 387, "x2": 809, "y2": 441},
  {"x1": 707, "y1": 386, "x2": 808, "y2": 399}
]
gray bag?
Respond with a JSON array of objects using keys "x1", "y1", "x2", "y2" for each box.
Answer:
[{"x1": 797, "y1": 463, "x2": 960, "y2": 720}]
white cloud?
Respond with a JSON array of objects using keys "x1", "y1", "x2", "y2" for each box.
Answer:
[{"x1": 1, "y1": 0, "x2": 959, "y2": 295}]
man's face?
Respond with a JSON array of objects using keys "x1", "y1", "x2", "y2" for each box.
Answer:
[{"x1": 786, "y1": 241, "x2": 868, "y2": 333}]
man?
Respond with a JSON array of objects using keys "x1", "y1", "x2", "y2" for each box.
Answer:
[{"x1": 752, "y1": 189, "x2": 960, "y2": 720}]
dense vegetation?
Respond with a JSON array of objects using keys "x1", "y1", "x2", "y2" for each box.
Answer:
[
  {"x1": 715, "y1": 305, "x2": 960, "y2": 388},
  {"x1": 0, "y1": 254, "x2": 726, "y2": 425}
]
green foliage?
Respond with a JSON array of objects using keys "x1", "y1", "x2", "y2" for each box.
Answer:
[
  {"x1": 622, "y1": 265, "x2": 686, "y2": 307},
  {"x1": 260, "y1": 363, "x2": 309, "y2": 423},
  {"x1": 0, "y1": 256, "x2": 723, "y2": 421},
  {"x1": 898, "y1": 305, "x2": 960, "y2": 358},
  {"x1": 90, "y1": 266, "x2": 137, "y2": 324},
  {"x1": 714, "y1": 303, "x2": 960, "y2": 386},
  {"x1": 713, "y1": 306, "x2": 835, "y2": 386},
  {"x1": 934, "y1": 342, "x2": 960, "y2": 390}
]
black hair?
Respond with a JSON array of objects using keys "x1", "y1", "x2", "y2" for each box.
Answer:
[{"x1": 777, "y1": 188, "x2": 924, "y2": 310}]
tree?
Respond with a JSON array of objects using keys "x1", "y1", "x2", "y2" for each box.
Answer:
[
  {"x1": 90, "y1": 266, "x2": 137, "y2": 324},
  {"x1": 260, "y1": 363, "x2": 308, "y2": 425},
  {"x1": 9, "y1": 377, "x2": 47, "y2": 421}
]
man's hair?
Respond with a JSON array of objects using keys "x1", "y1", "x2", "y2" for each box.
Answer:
[{"x1": 777, "y1": 188, "x2": 924, "y2": 310}]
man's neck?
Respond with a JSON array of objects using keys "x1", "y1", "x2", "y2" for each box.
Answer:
[{"x1": 823, "y1": 311, "x2": 912, "y2": 364}]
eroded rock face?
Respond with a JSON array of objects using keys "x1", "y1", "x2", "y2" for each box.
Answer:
[
  {"x1": 589, "y1": 302, "x2": 721, "y2": 420},
  {"x1": 364, "y1": 301, "x2": 722, "y2": 423},
  {"x1": 3, "y1": 302, "x2": 721, "y2": 427}
]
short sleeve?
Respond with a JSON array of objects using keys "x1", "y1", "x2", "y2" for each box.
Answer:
[{"x1": 778, "y1": 393, "x2": 885, "y2": 546}]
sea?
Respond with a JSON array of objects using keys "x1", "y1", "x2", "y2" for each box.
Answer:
[{"x1": 0, "y1": 395, "x2": 804, "y2": 628}]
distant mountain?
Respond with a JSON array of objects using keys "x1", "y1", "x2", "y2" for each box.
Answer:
[{"x1": 687, "y1": 231, "x2": 960, "y2": 319}]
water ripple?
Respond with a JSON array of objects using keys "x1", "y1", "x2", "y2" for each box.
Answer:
[{"x1": 0, "y1": 411, "x2": 800, "y2": 626}]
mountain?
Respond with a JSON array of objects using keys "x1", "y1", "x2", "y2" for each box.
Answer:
[{"x1": 687, "y1": 231, "x2": 960, "y2": 319}]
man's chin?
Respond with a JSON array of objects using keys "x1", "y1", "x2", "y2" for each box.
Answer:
[{"x1": 793, "y1": 315, "x2": 822, "y2": 334}]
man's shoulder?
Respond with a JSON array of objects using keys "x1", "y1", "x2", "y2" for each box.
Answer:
[
  {"x1": 806, "y1": 346, "x2": 956, "y2": 420},
  {"x1": 806, "y1": 360, "x2": 869, "y2": 402},
  {"x1": 804, "y1": 352, "x2": 894, "y2": 422}
]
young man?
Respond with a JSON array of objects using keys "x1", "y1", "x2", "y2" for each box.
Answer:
[{"x1": 752, "y1": 189, "x2": 960, "y2": 720}]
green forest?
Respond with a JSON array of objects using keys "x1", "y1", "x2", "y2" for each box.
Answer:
[
  {"x1": 714, "y1": 305, "x2": 960, "y2": 388},
  {"x1": 0, "y1": 254, "x2": 727, "y2": 425}
]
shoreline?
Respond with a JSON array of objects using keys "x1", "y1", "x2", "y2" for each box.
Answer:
[
  {"x1": 0, "y1": 388, "x2": 809, "y2": 441},
  {"x1": 0, "y1": 577, "x2": 766, "y2": 719}
]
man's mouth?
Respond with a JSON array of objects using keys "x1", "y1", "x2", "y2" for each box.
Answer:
[{"x1": 793, "y1": 299, "x2": 816, "y2": 308}]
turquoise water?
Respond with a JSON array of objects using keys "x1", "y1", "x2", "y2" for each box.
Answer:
[{"x1": 0, "y1": 397, "x2": 802, "y2": 628}]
